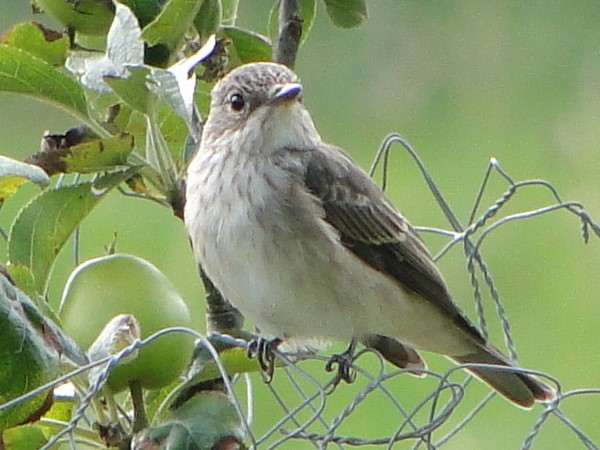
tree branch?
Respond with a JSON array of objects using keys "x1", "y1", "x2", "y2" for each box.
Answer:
[
  {"x1": 273, "y1": 0, "x2": 303, "y2": 68},
  {"x1": 200, "y1": 267, "x2": 245, "y2": 335}
]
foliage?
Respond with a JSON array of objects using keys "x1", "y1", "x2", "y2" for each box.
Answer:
[{"x1": 0, "y1": 0, "x2": 369, "y2": 447}]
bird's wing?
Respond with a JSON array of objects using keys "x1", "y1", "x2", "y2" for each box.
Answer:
[{"x1": 299, "y1": 144, "x2": 484, "y2": 343}]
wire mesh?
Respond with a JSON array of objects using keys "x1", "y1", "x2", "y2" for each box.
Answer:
[
  {"x1": 228, "y1": 134, "x2": 599, "y2": 449},
  {"x1": 2, "y1": 134, "x2": 598, "y2": 449}
]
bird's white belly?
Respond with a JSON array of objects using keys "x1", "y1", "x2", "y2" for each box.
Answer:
[
  {"x1": 201, "y1": 201, "x2": 365, "y2": 340},
  {"x1": 186, "y1": 159, "x2": 474, "y2": 356}
]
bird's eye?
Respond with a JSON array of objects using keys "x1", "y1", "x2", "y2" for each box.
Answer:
[{"x1": 229, "y1": 93, "x2": 245, "y2": 112}]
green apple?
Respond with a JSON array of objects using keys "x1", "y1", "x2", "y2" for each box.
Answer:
[{"x1": 59, "y1": 253, "x2": 195, "y2": 392}]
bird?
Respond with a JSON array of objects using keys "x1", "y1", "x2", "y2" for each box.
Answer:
[{"x1": 184, "y1": 61, "x2": 554, "y2": 407}]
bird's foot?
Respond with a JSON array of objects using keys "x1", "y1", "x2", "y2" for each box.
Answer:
[
  {"x1": 325, "y1": 340, "x2": 357, "y2": 391},
  {"x1": 247, "y1": 337, "x2": 283, "y2": 383}
]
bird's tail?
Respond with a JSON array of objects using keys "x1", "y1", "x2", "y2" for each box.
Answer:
[{"x1": 451, "y1": 343, "x2": 554, "y2": 408}]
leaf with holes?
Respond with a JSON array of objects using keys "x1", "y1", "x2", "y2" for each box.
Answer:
[
  {"x1": 62, "y1": 133, "x2": 134, "y2": 173},
  {"x1": 25, "y1": 133, "x2": 134, "y2": 176}
]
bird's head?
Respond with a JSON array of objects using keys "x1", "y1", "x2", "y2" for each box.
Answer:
[{"x1": 201, "y1": 62, "x2": 319, "y2": 153}]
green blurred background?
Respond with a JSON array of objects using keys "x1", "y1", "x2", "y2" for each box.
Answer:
[{"x1": 1, "y1": 1, "x2": 599, "y2": 448}]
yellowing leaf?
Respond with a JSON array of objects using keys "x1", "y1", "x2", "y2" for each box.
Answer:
[
  {"x1": 0, "y1": 156, "x2": 50, "y2": 201},
  {"x1": 0, "y1": 177, "x2": 27, "y2": 200}
]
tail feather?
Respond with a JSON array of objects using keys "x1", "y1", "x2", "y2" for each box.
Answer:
[
  {"x1": 452, "y1": 344, "x2": 554, "y2": 408},
  {"x1": 362, "y1": 334, "x2": 426, "y2": 376}
]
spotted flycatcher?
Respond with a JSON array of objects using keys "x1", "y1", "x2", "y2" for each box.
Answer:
[{"x1": 185, "y1": 62, "x2": 553, "y2": 407}]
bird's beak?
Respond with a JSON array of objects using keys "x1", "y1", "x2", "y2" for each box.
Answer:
[{"x1": 270, "y1": 82, "x2": 303, "y2": 104}]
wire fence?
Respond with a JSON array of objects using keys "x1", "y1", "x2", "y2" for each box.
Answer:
[
  {"x1": 231, "y1": 134, "x2": 599, "y2": 449},
  {"x1": 2, "y1": 134, "x2": 599, "y2": 449}
]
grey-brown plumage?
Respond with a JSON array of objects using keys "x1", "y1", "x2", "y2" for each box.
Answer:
[{"x1": 185, "y1": 62, "x2": 554, "y2": 407}]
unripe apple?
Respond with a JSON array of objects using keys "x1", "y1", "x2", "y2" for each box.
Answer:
[{"x1": 59, "y1": 254, "x2": 195, "y2": 391}]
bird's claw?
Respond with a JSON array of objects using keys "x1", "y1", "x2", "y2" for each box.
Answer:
[
  {"x1": 325, "y1": 345, "x2": 357, "y2": 391},
  {"x1": 247, "y1": 337, "x2": 282, "y2": 382}
]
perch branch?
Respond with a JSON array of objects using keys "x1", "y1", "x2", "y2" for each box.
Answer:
[{"x1": 273, "y1": 0, "x2": 303, "y2": 68}]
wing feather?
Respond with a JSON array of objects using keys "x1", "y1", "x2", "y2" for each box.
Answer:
[{"x1": 300, "y1": 144, "x2": 484, "y2": 343}]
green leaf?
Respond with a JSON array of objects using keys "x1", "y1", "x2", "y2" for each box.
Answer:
[
  {"x1": 110, "y1": 34, "x2": 213, "y2": 144},
  {"x1": 43, "y1": 400, "x2": 73, "y2": 424},
  {"x1": 8, "y1": 169, "x2": 138, "y2": 294},
  {"x1": 148, "y1": 69, "x2": 200, "y2": 141},
  {"x1": 0, "y1": 22, "x2": 69, "y2": 66},
  {"x1": 138, "y1": 392, "x2": 244, "y2": 450},
  {"x1": 0, "y1": 45, "x2": 89, "y2": 123},
  {"x1": 65, "y1": 3, "x2": 144, "y2": 94},
  {"x1": 156, "y1": 102, "x2": 191, "y2": 161},
  {"x1": 194, "y1": 82, "x2": 211, "y2": 117},
  {"x1": 193, "y1": 0, "x2": 222, "y2": 38},
  {"x1": 120, "y1": 0, "x2": 165, "y2": 27},
  {"x1": 0, "y1": 156, "x2": 50, "y2": 201},
  {"x1": 221, "y1": 0, "x2": 239, "y2": 25},
  {"x1": 105, "y1": 66, "x2": 152, "y2": 113},
  {"x1": 33, "y1": 0, "x2": 114, "y2": 36},
  {"x1": 322, "y1": 0, "x2": 368, "y2": 28},
  {"x1": 193, "y1": 346, "x2": 265, "y2": 381},
  {"x1": 142, "y1": 0, "x2": 205, "y2": 52},
  {"x1": 5, "y1": 265, "x2": 37, "y2": 300},
  {"x1": 16, "y1": 285, "x2": 87, "y2": 365},
  {"x1": 123, "y1": 105, "x2": 190, "y2": 178},
  {"x1": 221, "y1": 26, "x2": 272, "y2": 63},
  {"x1": 163, "y1": 345, "x2": 270, "y2": 407},
  {"x1": 0, "y1": 275, "x2": 60, "y2": 430},
  {"x1": 268, "y1": 0, "x2": 317, "y2": 45},
  {"x1": 1, "y1": 424, "x2": 48, "y2": 450}
]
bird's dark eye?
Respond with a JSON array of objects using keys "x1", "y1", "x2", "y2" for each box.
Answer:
[{"x1": 229, "y1": 93, "x2": 245, "y2": 111}]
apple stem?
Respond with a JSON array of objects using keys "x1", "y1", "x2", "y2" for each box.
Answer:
[{"x1": 129, "y1": 380, "x2": 148, "y2": 432}]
